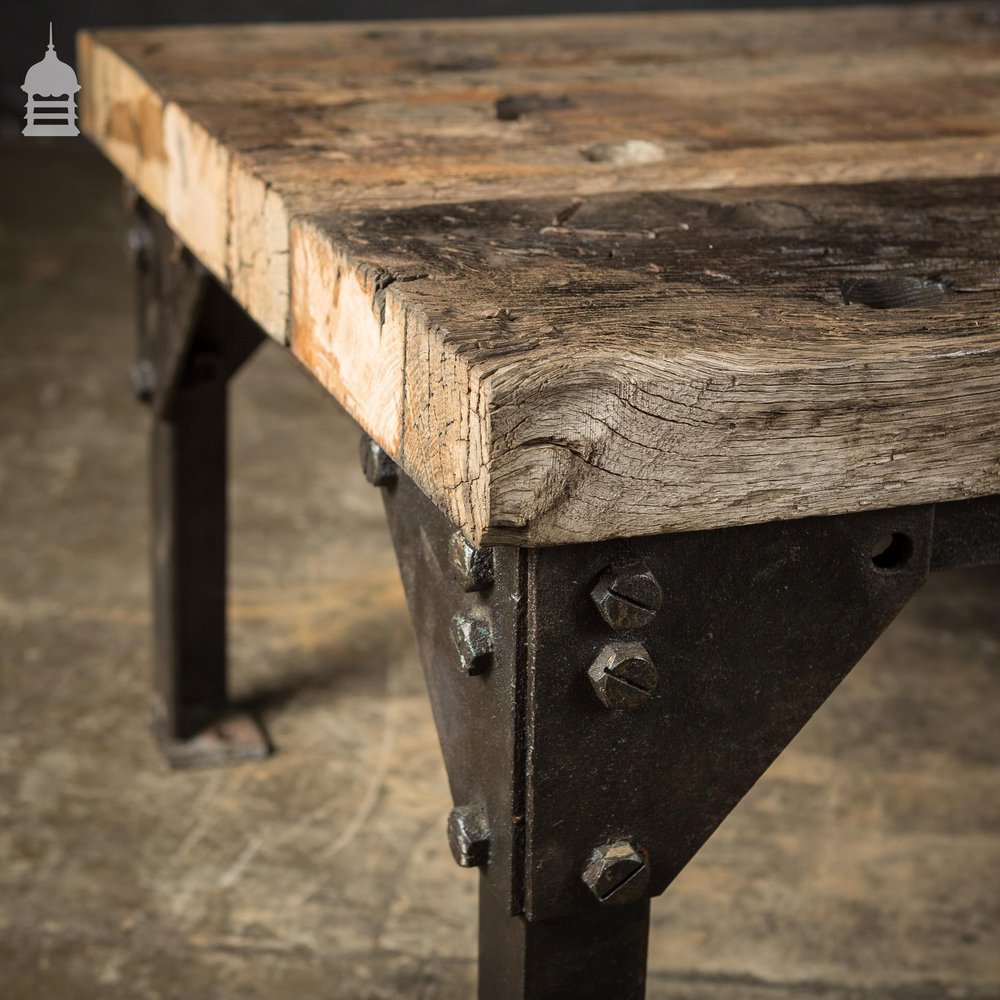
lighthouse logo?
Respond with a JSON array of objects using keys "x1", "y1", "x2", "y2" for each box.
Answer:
[{"x1": 22, "y1": 23, "x2": 80, "y2": 137}]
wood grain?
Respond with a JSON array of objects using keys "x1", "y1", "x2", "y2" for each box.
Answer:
[
  {"x1": 79, "y1": 4, "x2": 1000, "y2": 544},
  {"x1": 302, "y1": 179, "x2": 1000, "y2": 544}
]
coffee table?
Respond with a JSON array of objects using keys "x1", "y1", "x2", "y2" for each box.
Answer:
[{"x1": 80, "y1": 5, "x2": 1000, "y2": 996}]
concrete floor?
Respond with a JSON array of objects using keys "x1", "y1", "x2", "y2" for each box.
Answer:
[{"x1": 1, "y1": 140, "x2": 998, "y2": 1000}]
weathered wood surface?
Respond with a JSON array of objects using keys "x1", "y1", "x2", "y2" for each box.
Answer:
[
  {"x1": 79, "y1": 4, "x2": 1000, "y2": 545},
  {"x1": 304, "y1": 179, "x2": 1000, "y2": 544}
]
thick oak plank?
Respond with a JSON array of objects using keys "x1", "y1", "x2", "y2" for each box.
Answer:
[
  {"x1": 79, "y1": 5, "x2": 1000, "y2": 544},
  {"x1": 301, "y1": 179, "x2": 1000, "y2": 544}
]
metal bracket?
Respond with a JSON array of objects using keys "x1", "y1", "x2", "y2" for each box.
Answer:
[
  {"x1": 380, "y1": 464, "x2": 527, "y2": 915},
  {"x1": 131, "y1": 201, "x2": 261, "y2": 417},
  {"x1": 930, "y1": 494, "x2": 1000, "y2": 570},
  {"x1": 379, "y1": 464, "x2": 958, "y2": 922},
  {"x1": 519, "y1": 502, "x2": 933, "y2": 920}
]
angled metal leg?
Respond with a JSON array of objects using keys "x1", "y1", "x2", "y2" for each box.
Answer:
[
  {"x1": 372, "y1": 449, "x2": 961, "y2": 998},
  {"x1": 132, "y1": 199, "x2": 269, "y2": 768}
]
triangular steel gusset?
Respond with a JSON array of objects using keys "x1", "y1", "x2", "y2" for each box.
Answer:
[{"x1": 379, "y1": 461, "x2": 934, "y2": 926}]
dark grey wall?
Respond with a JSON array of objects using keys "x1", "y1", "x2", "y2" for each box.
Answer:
[{"x1": 5, "y1": 0, "x2": 938, "y2": 121}]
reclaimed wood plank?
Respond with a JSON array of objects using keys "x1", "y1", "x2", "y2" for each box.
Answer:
[
  {"x1": 79, "y1": 5, "x2": 1000, "y2": 544},
  {"x1": 299, "y1": 178, "x2": 1000, "y2": 544},
  {"x1": 79, "y1": 3, "x2": 1000, "y2": 343}
]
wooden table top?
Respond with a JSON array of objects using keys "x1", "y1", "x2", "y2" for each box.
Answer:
[{"x1": 80, "y1": 3, "x2": 1000, "y2": 546}]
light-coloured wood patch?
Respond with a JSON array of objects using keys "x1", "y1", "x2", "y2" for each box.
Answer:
[{"x1": 289, "y1": 222, "x2": 406, "y2": 454}]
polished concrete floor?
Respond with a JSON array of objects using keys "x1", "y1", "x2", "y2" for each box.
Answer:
[{"x1": 1, "y1": 140, "x2": 998, "y2": 999}]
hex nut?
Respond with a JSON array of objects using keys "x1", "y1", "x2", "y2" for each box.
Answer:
[
  {"x1": 591, "y1": 561, "x2": 663, "y2": 631},
  {"x1": 130, "y1": 360, "x2": 156, "y2": 405},
  {"x1": 587, "y1": 642, "x2": 657, "y2": 709},
  {"x1": 126, "y1": 222, "x2": 153, "y2": 270},
  {"x1": 359, "y1": 433, "x2": 398, "y2": 487},
  {"x1": 581, "y1": 840, "x2": 650, "y2": 905},
  {"x1": 447, "y1": 805, "x2": 491, "y2": 868},
  {"x1": 450, "y1": 610, "x2": 493, "y2": 676},
  {"x1": 449, "y1": 532, "x2": 494, "y2": 592}
]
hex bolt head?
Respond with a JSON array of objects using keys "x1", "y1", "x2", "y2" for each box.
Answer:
[
  {"x1": 129, "y1": 360, "x2": 156, "y2": 405},
  {"x1": 359, "y1": 433, "x2": 398, "y2": 487},
  {"x1": 450, "y1": 610, "x2": 493, "y2": 676},
  {"x1": 587, "y1": 641, "x2": 657, "y2": 709},
  {"x1": 449, "y1": 532, "x2": 494, "y2": 592},
  {"x1": 591, "y1": 561, "x2": 663, "y2": 631},
  {"x1": 126, "y1": 223, "x2": 153, "y2": 271},
  {"x1": 447, "y1": 805, "x2": 491, "y2": 868},
  {"x1": 581, "y1": 840, "x2": 650, "y2": 905}
]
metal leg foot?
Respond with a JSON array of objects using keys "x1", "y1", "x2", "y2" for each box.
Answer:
[{"x1": 154, "y1": 711, "x2": 270, "y2": 770}]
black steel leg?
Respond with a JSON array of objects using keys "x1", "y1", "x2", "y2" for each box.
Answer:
[
  {"x1": 151, "y1": 360, "x2": 227, "y2": 740},
  {"x1": 373, "y1": 450, "x2": 953, "y2": 998},
  {"x1": 132, "y1": 199, "x2": 268, "y2": 768},
  {"x1": 479, "y1": 878, "x2": 650, "y2": 1000}
]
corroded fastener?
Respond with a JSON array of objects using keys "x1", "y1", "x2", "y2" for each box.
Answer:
[
  {"x1": 450, "y1": 610, "x2": 493, "y2": 676},
  {"x1": 587, "y1": 642, "x2": 657, "y2": 709},
  {"x1": 590, "y1": 561, "x2": 662, "y2": 631},
  {"x1": 359, "y1": 433, "x2": 398, "y2": 487},
  {"x1": 447, "y1": 805, "x2": 491, "y2": 868},
  {"x1": 129, "y1": 360, "x2": 156, "y2": 404},
  {"x1": 449, "y1": 532, "x2": 494, "y2": 592},
  {"x1": 126, "y1": 222, "x2": 153, "y2": 270},
  {"x1": 581, "y1": 840, "x2": 650, "y2": 905}
]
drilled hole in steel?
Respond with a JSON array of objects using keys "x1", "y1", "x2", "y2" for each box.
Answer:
[{"x1": 871, "y1": 532, "x2": 913, "y2": 570}]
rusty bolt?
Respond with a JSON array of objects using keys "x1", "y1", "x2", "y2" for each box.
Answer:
[
  {"x1": 590, "y1": 561, "x2": 662, "y2": 631},
  {"x1": 449, "y1": 532, "x2": 494, "y2": 592},
  {"x1": 447, "y1": 805, "x2": 491, "y2": 868},
  {"x1": 359, "y1": 433, "x2": 398, "y2": 487},
  {"x1": 129, "y1": 360, "x2": 156, "y2": 404},
  {"x1": 450, "y1": 610, "x2": 493, "y2": 676},
  {"x1": 126, "y1": 222, "x2": 153, "y2": 270},
  {"x1": 587, "y1": 642, "x2": 657, "y2": 709},
  {"x1": 581, "y1": 840, "x2": 650, "y2": 905}
]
